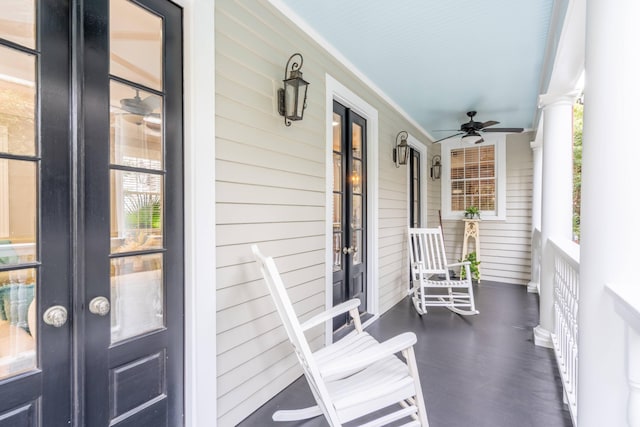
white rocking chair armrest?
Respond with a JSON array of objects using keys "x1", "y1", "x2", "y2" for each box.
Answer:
[
  {"x1": 300, "y1": 298, "x2": 361, "y2": 332},
  {"x1": 446, "y1": 261, "x2": 470, "y2": 268},
  {"x1": 319, "y1": 332, "x2": 417, "y2": 379}
]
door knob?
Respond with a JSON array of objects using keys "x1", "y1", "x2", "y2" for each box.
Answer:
[
  {"x1": 89, "y1": 296, "x2": 111, "y2": 316},
  {"x1": 43, "y1": 305, "x2": 68, "y2": 328},
  {"x1": 342, "y1": 246, "x2": 354, "y2": 255}
]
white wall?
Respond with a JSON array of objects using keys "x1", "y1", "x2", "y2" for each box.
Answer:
[
  {"x1": 214, "y1": 0, "x2": 436, "y2": 424},
  {"x1": 442, "y1": 133, "x2": 533, "y2": 285}
]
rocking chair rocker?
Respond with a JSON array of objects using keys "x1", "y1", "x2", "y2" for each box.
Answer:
[
  {"x1": 252, "y1": 245, "x2": 429, "y2": 426},
  {"x1": 408, "y1": 227, "x2": 479, "y2": 316}
]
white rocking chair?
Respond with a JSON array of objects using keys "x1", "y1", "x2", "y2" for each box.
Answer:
[
  {"x1": 408, "y1": 227, "x2": 479, "y2": 316},
  {"x1": 252, "y1": 245, "x2": 429, "y2": 427}
]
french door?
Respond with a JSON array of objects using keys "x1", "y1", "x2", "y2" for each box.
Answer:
[
  {"x1": 409, "y1": 148, "x2": 422, "y2": 228},
  {"x1": 332, "y1": 101, "x2": 367, "y2": 331},
  {"x1": 0, "y1": 0, "x2": 184, "y2": 425}
]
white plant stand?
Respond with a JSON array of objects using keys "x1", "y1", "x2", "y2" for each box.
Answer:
[{"x1": 462, "y1": 219, "x2": 481, "y2": 283}]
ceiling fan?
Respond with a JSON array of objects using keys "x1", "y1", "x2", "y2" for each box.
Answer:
[
  {"x1": 432, "y1": 111, "x2": 524, "y2": 144},
  {"x1": 120, "y1": 90, "x2": 160, "y2": 116},
  {"x1": 118, "y1": 90, "x2": 162, "y2": 131}
]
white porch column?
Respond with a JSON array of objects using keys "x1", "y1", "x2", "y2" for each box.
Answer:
[
  {"x1": 579, "y1": 0, "x2": 640, "y2": 425},
  {"x1": 534, "y1": 95, "x2": 574, "y2": 348},
  {"x1": 527, "y1": 136, "x2": 543, "y2": 294}
]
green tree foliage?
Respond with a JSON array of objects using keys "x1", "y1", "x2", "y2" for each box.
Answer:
[
  {"x1": 125, "y1": 193, "x2": 162, "y2": 230},
  {"x1": 573, "y1": 100, "x2": 583, "y2": 241}
]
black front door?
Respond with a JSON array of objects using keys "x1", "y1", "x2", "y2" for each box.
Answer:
[
  {"x1": 0, "y1": 1, "x2": 72, "y2": 425},
  {"x1": 0, "y1": 1, "x2": 184, "y2": 425},
  {"x1": 332, "y1": 101, "x2": 367, "y2": 331},
  {"x1": 409, "y1": 148, "x2": 422, "y2": 228}
]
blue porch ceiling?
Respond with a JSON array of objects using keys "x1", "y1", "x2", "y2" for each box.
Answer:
[{"x1": 278, "y1": 0, "x2": 556, "y2": 140}]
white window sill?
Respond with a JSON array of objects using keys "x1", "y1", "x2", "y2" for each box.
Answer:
[{"x1": 443, "y1": 213, "x2": 506, "y2": 221}]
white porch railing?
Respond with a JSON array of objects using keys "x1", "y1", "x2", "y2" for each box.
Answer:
[
  {"x1": 606, "y1": 283, "x2": 640, "y2": 427},
  {"x1": 548, "y1": 237, "x2": 579, "y2": 426}
]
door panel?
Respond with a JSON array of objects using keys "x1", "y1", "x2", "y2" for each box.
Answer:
[
  {"x1": 3, "y1": 0, "x2": 183, "y2": 425},
  {"x1": 332, "y1": 101, "x2": 367, "y2": 331},
  {"x1": 348, "y1": 114, "x2": 366, "y2": 305},
  {"x1": 84, "y1": 0, "x2": 183, "y2": 425},
  {"x1": 0, "y1": 0, "x2": 72, "y2": 424},
  {"x1": 409, "y1": 148, "x2": 422, "y2": 228}
]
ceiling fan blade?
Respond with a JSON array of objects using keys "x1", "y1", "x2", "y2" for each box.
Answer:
[
  {"x1": 433, "y1": 132, "x2": 464, "y2": 143},
  {"x1": 482, "y1": 127, "x2": 524, "y2": 133},
  {"x1": 142, "y1": 94, "x2": 162, "y2": 111},
  {"x1": 480, "y1": 120, "x2": 499, "y2": 129}
]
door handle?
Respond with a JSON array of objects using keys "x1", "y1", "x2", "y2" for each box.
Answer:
[
  {"x1": 43, "y1": 305, "x2": 68, "y2": 328},
  {"x1": 89, "y1": 296, "x2": 111, "y2": 316},
  {"x1": 342, "y1": 246, "x2": 354, "y2": 255}
]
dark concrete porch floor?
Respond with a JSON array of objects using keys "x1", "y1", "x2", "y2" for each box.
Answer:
[{"x1": 238, "y1": 282, "x2": 573, "y2": 427}]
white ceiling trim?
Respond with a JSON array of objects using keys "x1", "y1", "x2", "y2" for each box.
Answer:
[
  {"x1": 546, "y1": 0, "x2": 586, "y2": 94},
  {"x1": 533, "y1": 0, "x2": 585, "y2": 130},
  {"x1": 265, "y1": 0, "x2": 435, "y2": 143}
]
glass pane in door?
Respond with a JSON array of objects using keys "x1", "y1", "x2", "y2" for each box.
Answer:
[
  {"x1": 0, "y1": 159, "x2": 37, "y2": 379},
  {"x1": 0, "y1": 45, "x2": 36, "y2": 156},
  {"x1": 352, "y1": 195, "x2": 362, "y2": 266},
  {"x1": 110, "y1": 170, "x2": 163, "y2": 252},
  {"x1": 0, "y1": 1, "x2": 36, "y2": 49},
  {"x1": 110, "y1": 0, "x2": 163, "y2": 91},
  {"x1": 0, "y1": 268, "x2": 36, "y2": 379},
  {"x1": 0, "y1": 159, "x2": 37, "y2": 262},
  {"x1": 333, "y1": 194, "x2": 342, "y2": 272},
  {"x1": 110, "y1": 81, "x2": 163, "y2": 168},
  {"x1": 110, "y1": 253, "x2": 163, "y2": 342},
  {"x1": 352, "y1": 123, "x2": 362, "y2": 159},
  {"x1": 332, "y1": 113, "x2": 341, "y2": 151}
]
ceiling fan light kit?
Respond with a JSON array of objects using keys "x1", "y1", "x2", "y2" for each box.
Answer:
[
  {"x1": 433, "y1": 111, "x2": 524, "y2": 144},
  {"x1": 461, "y1": 130, "x2": 484, "y2": 144}
]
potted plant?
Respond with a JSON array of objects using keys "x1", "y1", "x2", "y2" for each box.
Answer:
[
  {"x1": 459, "y1": 251, "x2": 481, "y2": 281},
  {"x1": 464, "y1": 205, "x2": 480, "y2": 219}
]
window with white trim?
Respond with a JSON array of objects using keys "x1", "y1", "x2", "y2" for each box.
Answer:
[
  {"x1": 451, "y1": 145, "x2": 495, "y2": 211},
  {"x1": 441, "y1": 135, "x2": 506, "y2": 220}
]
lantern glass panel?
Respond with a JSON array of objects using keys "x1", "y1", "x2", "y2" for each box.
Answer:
[
  {"x1": 284, "y1": 81, "x2": 297, "y2": 118},
  {"x1": 295, "y1": 84, "x2": 307, "y2": 118},
  {"x1": 398, "y1": 144, "x2": 409, "y2": 165}
]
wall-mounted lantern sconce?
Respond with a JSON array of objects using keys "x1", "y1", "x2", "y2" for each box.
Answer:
[
  {"x1": 278, "y1": 53, "x2": 310, "y2": 126},
  {"x1": 431, "y1": 155, "x2": 442, "y2": 180},
  {"x1": 393, "y1": 131, "x2": 409, "y2": 168}
]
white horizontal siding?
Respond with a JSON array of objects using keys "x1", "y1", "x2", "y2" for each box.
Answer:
[
  {"x1": 443, "y1": 134, "x2": 533, "y2": 285},
  {"x1": 215, "y1": 0, "x2": 436, "y2": 425}
]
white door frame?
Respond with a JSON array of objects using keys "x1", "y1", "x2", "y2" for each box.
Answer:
[
  {"x1": 181, "y1": 0, "x2": 217, "y2": 425},
  {"x1": 325, "y1": 74, "x2": 379, "y2": 344}
]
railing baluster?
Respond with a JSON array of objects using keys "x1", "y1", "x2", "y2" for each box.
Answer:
[
  {"x1": 548, "y1": 237, "x2": 579, "y2": 426},
  {"x1": 606, "y1": 283, "x2": 640, "y2": 427}
]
